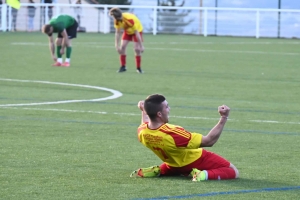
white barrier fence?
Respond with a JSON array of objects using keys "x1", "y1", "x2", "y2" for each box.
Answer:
[{"x1": 1, "y1": 3, "x2": 300, "y2": 38}]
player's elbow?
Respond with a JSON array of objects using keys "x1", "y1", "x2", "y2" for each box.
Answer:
[
  {"x1": 207, "y1": 143, "x2": 215, "y2": 147},
  {"x1": 205, "y1": 142, "x2": 215, "y2": 147},
  {"x1": 201, "y1": 136, "x2": 216, "y2": 147},
  {"x1": 230, "y1": 163, "x2": 239, "y2": 179},
  {"x1": 134, "y1": 30, "x2": 140, "y2": 36}
]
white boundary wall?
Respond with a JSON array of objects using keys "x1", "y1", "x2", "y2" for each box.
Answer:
[{"x1": 1, "y1": 3, "x2": 300, "y2": 38}]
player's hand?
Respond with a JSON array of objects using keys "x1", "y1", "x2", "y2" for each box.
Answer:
[
  {"x1": 218, "y1": 105, "x2": 230, "y2": 118},
  {"x1": 140, "y1": 46, "x2": 144, "y2": 53},
  {"x1": 60, "y1": 48, "x2": 65, "y2": 55},
  {"x1": 115, "y1": 45, "x2": 120, "y2": 53},
  {"x1": 137, "y1": 101, "x2": 145, "y2": 111},
  {"x1": 116, "y1": 48, "x2": 122, "y2": 54},
  {"x1": 52, "y1": 55, "x2": 57, "y2": 62}
]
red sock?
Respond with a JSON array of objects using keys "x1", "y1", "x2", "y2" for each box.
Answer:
[
  {"x1": 135, "y1": 55, "x2": 141, "y2": 68},
  {"x1": 207, "y1": 167, "x2": 236, "y2": 180},
  {"x1": 120, "y1": 55, "x2": 126, "y2": 66}
]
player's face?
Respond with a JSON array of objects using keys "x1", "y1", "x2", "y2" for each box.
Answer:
[
  {"x1": 50, "y1": 27, "x2": 53, "y2": 34},
  {"x1": 110, "y1": 12, "x2": 122, "y2": 22},
  {"x1": 115, "y1": 15, "x2": 122, "y2": 21},
  {"x1": 47, "y1": 27, "x2": 53, "y2": 35},
  {"x1": 160, "y1": 100, "x2": 170, "y2": 123},
  {"x1": 112, "y1": 13, "x2": 122, "y2": 21}
]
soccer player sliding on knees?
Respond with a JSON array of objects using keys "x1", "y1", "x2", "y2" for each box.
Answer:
[{"x1": 131, "y1": 94, "x2": 239, "y2": 181}]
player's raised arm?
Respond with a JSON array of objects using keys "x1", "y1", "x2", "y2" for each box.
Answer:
[
  {"x1": 137, "y1": 101, "x2": 149, "y2": 124},
  {"x1": 200, "y1": 105, "x2": 230, "y2": 147}
]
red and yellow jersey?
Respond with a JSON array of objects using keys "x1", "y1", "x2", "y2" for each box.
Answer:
[
  {"x1": 114, "y1": 13, "x2": 143, "y2": 35},
  {"x1": 137, "y1": 123, "x2": 203, "y2": 167}
]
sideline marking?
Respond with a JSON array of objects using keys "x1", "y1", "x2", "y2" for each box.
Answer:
[
  {"x1": 0, "y1": 78, "x2": 123, "y2": 107},
  {"x1": 132, "y1": 186, "x2": 300, "y2": 200}
]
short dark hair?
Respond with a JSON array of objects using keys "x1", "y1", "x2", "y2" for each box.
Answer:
[
  {"x1": 144, "y1": 94, "x2": 166, "y2": 120},
  {"x1": 109, "y1": 7, "x2": 122, "y2": 19},
  {"x1": 42, "y1": 24, "x2": 52, "y2": 34}
]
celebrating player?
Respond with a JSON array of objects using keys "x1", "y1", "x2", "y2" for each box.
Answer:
[
  {"x1": 42, "y1": 14, "x2": 78, "y2": 67},
  {"x1": 131, "y1": 94, "x2": 239, "y2": 181},
  {"x1": 109, "y1": 7, "x2": 144, "y2": 73}
]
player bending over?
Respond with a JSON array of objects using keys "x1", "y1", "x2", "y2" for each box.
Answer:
[
  {"x1": 42, "y1": 14, "x2": 78, "y2": 67},
  {"x1": 109, "y1": 7, "x2": 144, "y2": 74}
]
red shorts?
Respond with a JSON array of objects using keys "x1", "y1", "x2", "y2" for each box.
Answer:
[
  {"x1": 122, "y1": 32, "x2": 143, "y2": 42},
  {"x1": 159, "y1": 149, "x2": 230, "y2": 176}
]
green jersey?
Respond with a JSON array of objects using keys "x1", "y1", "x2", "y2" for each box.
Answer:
[{"x1": 49, "y1": 15, "x2": 75, "y2": 35}]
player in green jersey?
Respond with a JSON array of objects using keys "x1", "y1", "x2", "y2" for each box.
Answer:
[{"x1": 42, "y1": 15, "x2": 78, "y2": 67}]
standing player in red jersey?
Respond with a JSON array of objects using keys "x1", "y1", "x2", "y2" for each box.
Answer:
[
  {"x1": 130, "y1": 94, "x2": 239, "y2": 181},
  {"x1": 109, "y1": 7, "x2": 144, "y2": 74}
]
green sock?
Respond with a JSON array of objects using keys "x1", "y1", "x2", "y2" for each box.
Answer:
[
  {"x1": 66, "y1": 47, "x2": 72, "y2": 58},
  {"x1": 191, "y1": 168, "x2": 207, "y2": 181},
  {"x1": 56, "y1": 46, "x2": 62, "y2": 58}
]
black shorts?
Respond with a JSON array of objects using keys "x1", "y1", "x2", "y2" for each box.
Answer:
[{"x1": 58, "y1": 20, "x2": 78, "y2": 39}]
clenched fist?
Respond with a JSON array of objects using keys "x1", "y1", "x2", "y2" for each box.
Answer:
[
  {"x1": 218, "y1": 105, "x2": 230, "y2": 118},
  {"x1": 137, "y1": 101, "x2": 145, "y2": 111}
]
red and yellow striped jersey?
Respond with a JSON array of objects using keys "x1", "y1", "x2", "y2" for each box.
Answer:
[
  {"x1": 137, "y1": 123, "x2": 203, "y2": 167},
  {"x1": 114, "y1": 13, "x2": 143, "y2": 35}
]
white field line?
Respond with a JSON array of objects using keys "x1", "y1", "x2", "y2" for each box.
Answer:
[
  {"x1": 0, "y1": 78, "x2": 123, "y2": 107},
  {"x1": 11, "y1": 42, "x2": 300, "y2": 56},
  {"x1": 1, "y1": 106, "x2": 300, "y2": 125},
  {"x1": 90, "y1": 45, "x2": 300, "y2": 56},
  {"x1": 249, "y1": 120, "x2": 300, "y2": 125},
  {"x1": 1, "y1": 107, "x2": 108, "y2": 114}
]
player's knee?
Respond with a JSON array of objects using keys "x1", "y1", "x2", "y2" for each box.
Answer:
[
  {"x1": 234, "y1": 168, "x2": 239, "y2": 178},
  {"x1": 55, "y1": 40, "x2": 62, "y2": 46},
  {"x1": 230, "y1": 163, "x2": 239, "y2": 178},
  {"x1": 120, "y1": 46, "x2": 126, "y2": 52},
  {"x1": 134, "y1": 48, "x2": 141, "y2": 55}
]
